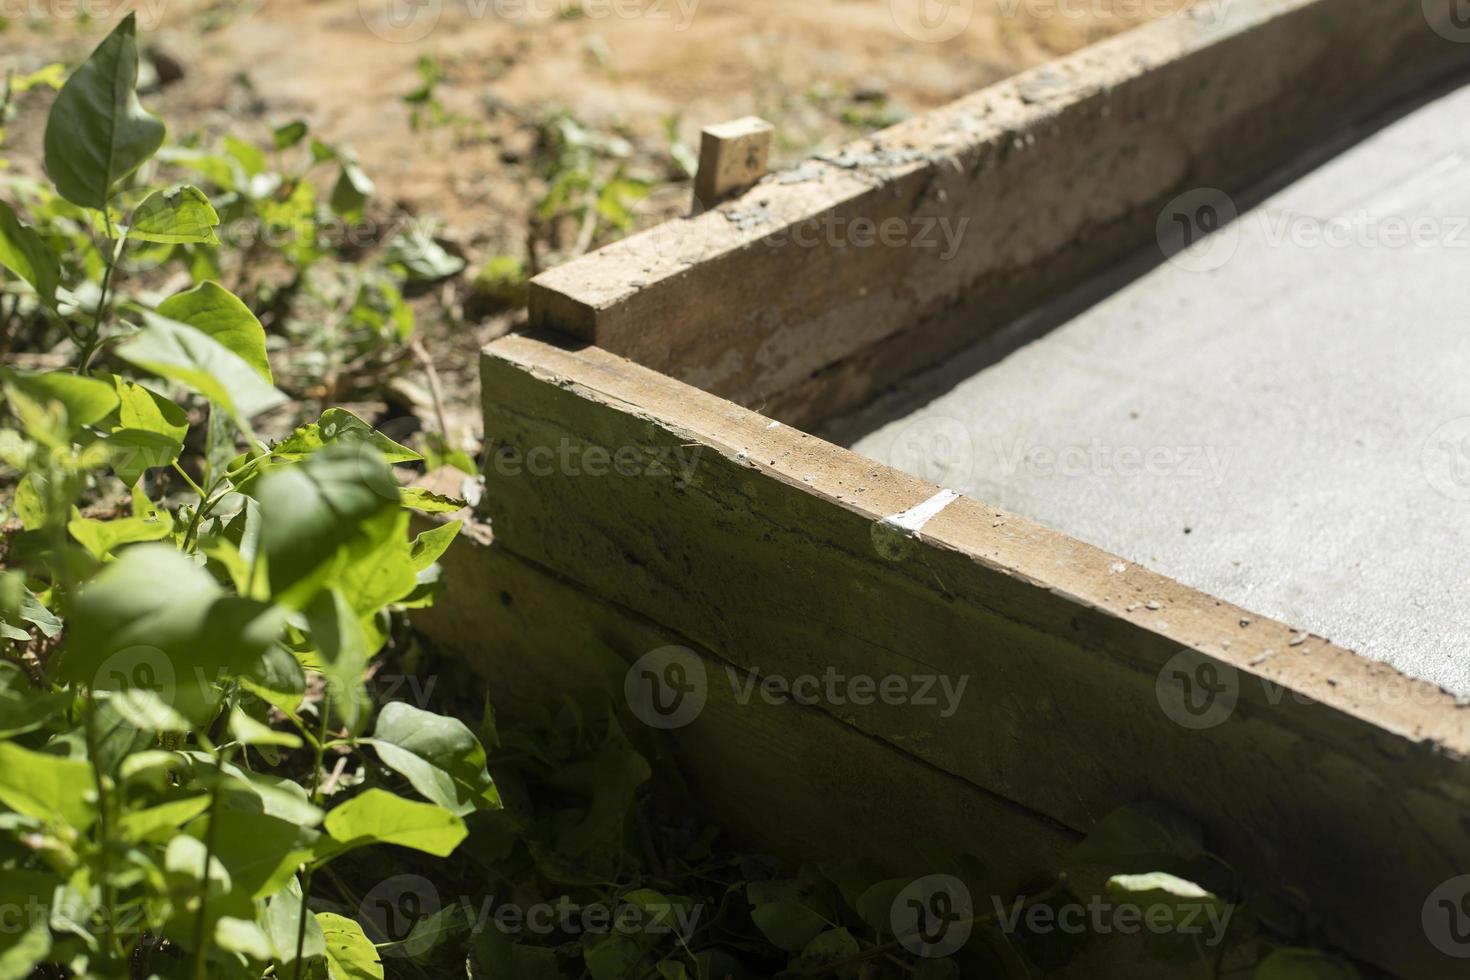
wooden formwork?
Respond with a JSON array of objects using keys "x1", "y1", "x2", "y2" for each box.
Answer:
[{"x1": 416, "y1": 2, "x2": 1470, "y2": 976}]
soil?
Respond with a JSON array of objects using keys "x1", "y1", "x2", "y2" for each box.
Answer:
[{"x1": 0, "y1": 0, "x2": 1184, "y2": 446}]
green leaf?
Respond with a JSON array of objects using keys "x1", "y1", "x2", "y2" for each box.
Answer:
[
  {"x1": 0, "y1": 918, "x2": 51, "y2": 979},
  {"x1": 266, "y1": 883, "x2": 325, "y2": 965},
  {"x1": 228, "y1": 705, "x2": 302, "y2": 749},
  {"x1": 304, "y1": 587, "x2": 373, "y2": 731},
  {"x1": 129, "y1": 185, "x2": 220, "y2": 244},
  {"x1": 473, "y1": 929, "x2": 559, "y2": 980},
  {"x1": 215, "y1": 916, "x2": 273, "y2": 961},
  {"x1": 67, "y1": 508, "x2": 173, "y2": 559},
  {"x1": 330, "y1": 154, "x2": 374, "y2": 219},
  {"x1": 60, "y1": 544, "x2": 286, "y2": 723},
  {"x1": 273, "y1": 120, "x2": 309, "y2": 149},
  {"x1": 584, "y1": 934, "x2": 642, "y2": 980},
  {"x1": 0, "y1": 741, "x2": 97, "y2": 830},
  {"x1": 270, "y1": 407, "x2": 421, "y2": 464},
  {"x1": 105, "y1": 427, "x2": 183, "y2": 486},
  {"x1": 1, "y1": 368, "x2": 118, "y2": 444},
  {"x1": 1105, "y1": 872, "x2": 1231, "y2": 961},
  {"x1": 750, "y1": 898, "x2": 828, "y2": 953},
  {"x1": 410, "y1": 520, "x2": 461, "y2": 573},
  {"x1": 42, "y1": 13, "x2": 166, "y2": 209},
  {"x1": 115, "y1": 377, "x2": 189, "y2": 440},
  {"x1": 0, "y1": 199, "x2": 59, "y2": 309},
  {"x1": 386, "y1": 229, "x2": 465, "y2": 283},
  {"x1": 1068, "y1": 802, "x2": 1205, "y2": 873},
  {"x1": 118, "y1": 794, "x2": 213, "y2": 841},
  {"x1": 117, "y1": 310, "x2": 286, "y2": 420},
  {"x1": 368, "y1": 701, "x2": 499, "y2": 816},
  {"x1": 321, "y1": 788, "x2": 467, "y2": 859},
  {"x1": 791, "y1": 928, "x2": 861, "y2": 972},
  {"x1": 318, "y1": 913, "x2": 384, "y2": 980},
  {"x1": 1254, "y1": 948, "x2": 1360, "y2": 979},
  {"x1": 156, "y1": 280, "x2": 272, "y2": 382},
  {"x1": 256, "y1": 443, "x2": 401, "y2": 605},
  {"x1": 224, "y1": 135, "x2": 268, "y2": 178},
  {"x1": 401, "y1": 487, "x2": 465, "y2": 514},
  {"x1": 205, "y1": 803, "x2": 318, "y2": 901}
]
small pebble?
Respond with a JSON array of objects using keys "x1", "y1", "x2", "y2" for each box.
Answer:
[{"x1": 1145, "y1": 600, "x2": 1161, "y2": 610}]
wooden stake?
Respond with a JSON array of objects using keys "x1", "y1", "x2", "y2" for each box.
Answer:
[{"x1": 694, "y1": 116, "x2": 774, "y2": 206}]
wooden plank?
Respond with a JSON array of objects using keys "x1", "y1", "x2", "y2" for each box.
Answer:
[
  {"x1": 529, "y1": 0, "x2": 1470, "y2": 430},
  {"x1": 411, "y1": 514, "x2": 1255, "y2": 979},
  {"x1": 478, "y1": 331, "x2": 1470, "y2": 978}
]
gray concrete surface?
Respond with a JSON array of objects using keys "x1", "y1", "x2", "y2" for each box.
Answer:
[{"x1": 846, "y1": 79, "x2": 1470, "y2": 695}]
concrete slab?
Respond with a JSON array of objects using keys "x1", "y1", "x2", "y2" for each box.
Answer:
[{"x1": 847, "y1": 80, "x2": 1470, "y2": 695}]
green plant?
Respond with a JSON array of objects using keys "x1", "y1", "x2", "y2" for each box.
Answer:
[{"x1": 0, "y1": 15, "x2": 490, "y2": 979}]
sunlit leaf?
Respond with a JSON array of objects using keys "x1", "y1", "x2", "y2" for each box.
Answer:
[
  {"x1": 42, "y1": 14, "x2": 166, "y2": 209},
  {"x1": 155, "y1": 280, "x2": 272, "y2": 382},
  {"x1": 129, "y1": 185, "x2": 220, "y2": 245}
]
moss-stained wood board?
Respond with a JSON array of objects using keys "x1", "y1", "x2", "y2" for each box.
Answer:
[{"x1": 474, "y1": 330, "x2": 1470, "y2": 978}]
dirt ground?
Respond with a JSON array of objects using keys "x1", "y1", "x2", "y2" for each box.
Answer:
[{"x1": 1, "y1": 0, "x2": 1185, "y2": 446}]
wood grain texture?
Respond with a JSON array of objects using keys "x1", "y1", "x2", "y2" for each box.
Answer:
[
  {"x1": 411, "y1": 511, "x2": 1255, "y2": 979},
  {"x1": 478, "y1": 332, "x2": 1470, "y2": 978},
  {"x1": 530, "y1": 0, "x2": 1470, "y2": 429}
]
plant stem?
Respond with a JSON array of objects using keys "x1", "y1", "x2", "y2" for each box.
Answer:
[
  {"x1": 291, "y1": 691, "x2": 332, "y2": 980},
  {"x1": 79, "y1": 210, "x2": 123, "y2": 374},
  {"x1": 83, "y1": 695, "x2": 123, "y2": 967},
  {"x1": 192, "y1": 764, "x2": 222, "y2": 979}
]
